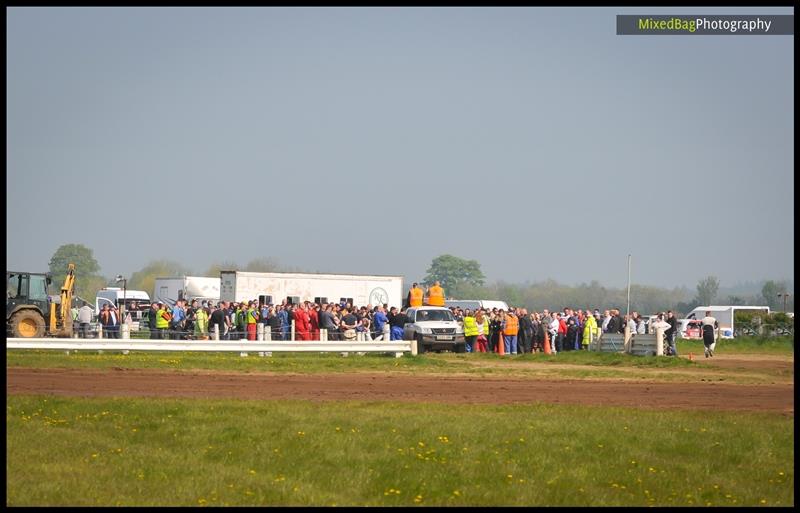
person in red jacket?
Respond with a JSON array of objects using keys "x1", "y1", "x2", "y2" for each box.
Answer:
[
  {"x1": 308, "y1": 302, "x2": 320, "y2": 341},
  {"x1": 556, "y1": 312, "x2": 568, "y2": 353},
  {"x1": 294, "y1": 303, "x2": 311, "y2": 341}
]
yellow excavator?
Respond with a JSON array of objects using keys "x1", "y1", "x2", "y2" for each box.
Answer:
[{"x1": 6, "y1": 263, "x2": 75, "y2": 338}]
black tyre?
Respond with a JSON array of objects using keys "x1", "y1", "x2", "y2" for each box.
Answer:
[
  {"x1": 415, "y1": 334, "x2": 428, "y2": 354},
  {"x1": 454, "y1": 342, "x2": 466, "y2": 354},
  {"x1": 10, "y1": 309, "x2": 46, "y2": 338}
]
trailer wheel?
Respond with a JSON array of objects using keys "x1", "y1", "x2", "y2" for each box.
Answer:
[{"x1": 10, "y1": 310, "x2": 45, "y2": 338}]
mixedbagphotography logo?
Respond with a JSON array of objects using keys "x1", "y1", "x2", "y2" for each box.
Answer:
[{"x1": 617, "y1": 14, "x2": 794, "y2": 35}]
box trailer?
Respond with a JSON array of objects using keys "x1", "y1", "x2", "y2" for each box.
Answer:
[
  {"x1": 219, "y1": 271, "x2": 403, "y2": 309},
  {"x1": 154, "y1": 276, "x2": 221, "y2": 306},
  {"x1": 686, "y1": 305, "x2": 770, "y2": 338}
]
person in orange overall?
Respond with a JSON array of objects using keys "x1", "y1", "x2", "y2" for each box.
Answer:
[
  {"x1": 308, "y1": 302, "x2": 320, "y2": 341},
  {"x1": 425, "y1": 281, "x2": 445, "y2": 307},
  {"x1": 407, "y1": 282, "x2": 424, "y2": 308}
]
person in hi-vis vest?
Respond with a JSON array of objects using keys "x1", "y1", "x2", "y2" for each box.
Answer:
[
  {"x1": 425, "y1": 281, "x2": 445, "y2": 307},
  {"x1": 407, "y1": 282, "x2": 424, "y2": 308}
]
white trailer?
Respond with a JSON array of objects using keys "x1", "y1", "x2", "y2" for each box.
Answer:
[
  {"x1": 219, "y1": 271, "x2": 403, "y2": 308},
  {"x1": 154, "y1": 276, "x2": 221, "y2": 306},
  {"x1": 686, "y1": 305, "x2": 770, "y2": 338}
]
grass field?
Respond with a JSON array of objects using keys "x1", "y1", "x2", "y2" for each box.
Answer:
[{"x1": 6, "y1": 395, "x2": 794, "y2": 507}]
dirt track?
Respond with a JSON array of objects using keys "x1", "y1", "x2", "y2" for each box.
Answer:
[{"x1": 6, "y1": 367, "x2": 794, "y2": 414}]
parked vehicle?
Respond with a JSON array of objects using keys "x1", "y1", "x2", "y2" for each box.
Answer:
[
  {"x1": 7, "y1": 263, "x2": 75, "y2": 338},
  {"x1": 402, "y1": 306, "x2": 466, "y2": 353},
  {"x1": 685, "y1": 305, "x2": 770, "y2": 338},
  {"x1": 95, "y1": 287, "x2": 151, "y2": 330},
  {"x1": 444, "y1": 299, "x2": 510, "y2": 312},
  {"x1": 679, "y1": 319, "x2": 703, "y2": 339}
]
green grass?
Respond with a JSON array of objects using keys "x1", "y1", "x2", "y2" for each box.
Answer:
[
  {"x1": 6, "y1": 336, "x2": 792, "y2": 385},
  {"x1": 677, "y1": 336, "x2": 794, "y2": 354},
  {"x1": 6, "y1": 395, "x2": 793, "y2": 506}
]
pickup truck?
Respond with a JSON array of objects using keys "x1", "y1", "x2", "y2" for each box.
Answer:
[{"x1": 403, "y1": 306, "x2": 465, "y2": 353}]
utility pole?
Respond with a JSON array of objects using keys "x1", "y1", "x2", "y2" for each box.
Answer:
[
  {"x1": 778, "y1": 292, "x2": 790, "y2": 313},
  {"x1": 626, "y1": 254, "x2": 631, "y2": 317}
]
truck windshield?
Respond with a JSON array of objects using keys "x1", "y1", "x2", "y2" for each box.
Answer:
[{"x1": 415, "y1": 310, "x2": 455, "y2": 322}]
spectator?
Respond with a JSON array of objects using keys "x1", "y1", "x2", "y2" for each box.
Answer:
[
  {"x1": 473, "y1": 309, "x2": 489, "y2": 353},
  {"x1": 319, "y1": 304, "x2": 338, "y2": 341},
  {"x1": 278, "y1": 305, "x2": 289, "y2": 341},
  {"x1": 502, "y1": 309, "x2": 519, "y2": 355},
  {"x1": 518, "y1": 308, "x2": 533, "y2": 354},
  {"x1": 565, "y1": 317, "x2": 579, "y2": 352},
  {"x1": 194, "y1": 301, "x2": 209, "y2": 340},
  {"x1": 77, "y1": 301, "x2": 93, "y2": 339},
  {"x1": 246, "y1": 301, "x2": 259, "y2": 341},
  {"x1": 208, "y1": 301, "x2": 226, "y2": 339},
  {"x1": 99, "y1": 304, "x2": 114, "y2": 339},
  {"x1": 156, "y1": 302, "x2": 171, "y2": 339},
  {"x1": 340, "y1": 308, "x2": 358, "y2": 340},
  {"x1": 489, "y1": 311, "x2": 502, "y2": 353},
  {"x1": 309, "y1": 303, "x2": 320, "y2": 341},
  {"x1": 636, "y1": 313, "x2": 647, "y2": 335},
  {"x1": 294, "y1": 303, "x2": 311, "y2": 341},
  {"x1": 171, "y1": 299, "x2": 186, "y2": 340},
  {"x1": 356, "y1": 317, "x2": 372, "y2": 340},
  {"x1": 582, "y1": 310, "x2": 599, "y2": 350},
  {"x1": 665, "y1": 310, "x2": 678, "y2": 357},
  {"x1": 372, "y1": 305, "x2": 389, "y2": 340},
  {"x1": 601, "y1": 310, "x2": 612, "y2": 332},
  {"x1": 389, "y1": 307, "x2": 408, "y2": 341},
  {"x1": 462, "y1": 309, "x2": 477, "y2": 353},
  {"x1": 555, "y1": 312, "x2": 567, "y2": 352},
  {"x1": 148, "y1": 302, "x2": 159, "y2": 339}
]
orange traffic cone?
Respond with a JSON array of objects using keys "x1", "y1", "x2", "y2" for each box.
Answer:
[
  {"x1": 543, "y1": 331, "x2": 552, "y2": 355},
  {"x1": 497, "y1": 332, "x2": 505, "y2": 356},
  {"x1": 688, "y1": 352, "x2": 694, "y2": 361}
]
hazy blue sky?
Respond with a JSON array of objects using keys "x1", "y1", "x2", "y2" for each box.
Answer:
[{"x1": 7, "y1": 7, "x2": 794, "y2": 289}]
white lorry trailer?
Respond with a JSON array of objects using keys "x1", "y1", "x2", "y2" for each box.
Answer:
[
  {"x1": 154, "y1": 276, "x2": 221, "y2": 306},
  {"x1": 219, "y1": 271, "x2": 403, "y2": 308},
  {"x1": 685, "y1": 305, "x2": 770, "y2": 338}
]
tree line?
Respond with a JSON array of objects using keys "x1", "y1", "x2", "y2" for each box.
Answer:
[{"x1": 44, "y1": 245, "x2": 794, "y2": 316}]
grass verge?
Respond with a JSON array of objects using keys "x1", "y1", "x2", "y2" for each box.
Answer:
[{"x1": 6, "y1": 395, "x2": 793, "y2": 506}]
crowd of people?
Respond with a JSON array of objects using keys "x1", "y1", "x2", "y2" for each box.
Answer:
[
  {"x1": 123, "y1": 296, "x2": 680, "y2": 357},
  {"x1": 71, "y1": 279, "x2": 683, "y2": 356}
]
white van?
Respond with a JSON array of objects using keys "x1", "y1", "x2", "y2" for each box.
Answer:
[
  {"x1": 444, "y1": 299, "x2": 510, "y2": 312},
  {"x1": 95, "y1": 287, "x2": 152, "y2": 328}
]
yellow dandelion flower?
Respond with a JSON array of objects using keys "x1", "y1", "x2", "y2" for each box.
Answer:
[{"x1": 249, "y1": 469, "x2": 256, "y2": 475}]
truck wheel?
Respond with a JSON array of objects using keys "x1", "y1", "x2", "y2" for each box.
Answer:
[
  {"x1": 415, "y1": 334, "x2": 428, "y2": 354},
  {"x1": 10, "y1": 310, "x2": 45, "y2": 338},
  {"x1": 455, "y1": 343, "x2": 466, "y2": 354}
]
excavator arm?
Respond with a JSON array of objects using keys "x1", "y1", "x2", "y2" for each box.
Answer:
[{"x1": 49, "y1": 263, "x2": 75, "y2": 337}]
